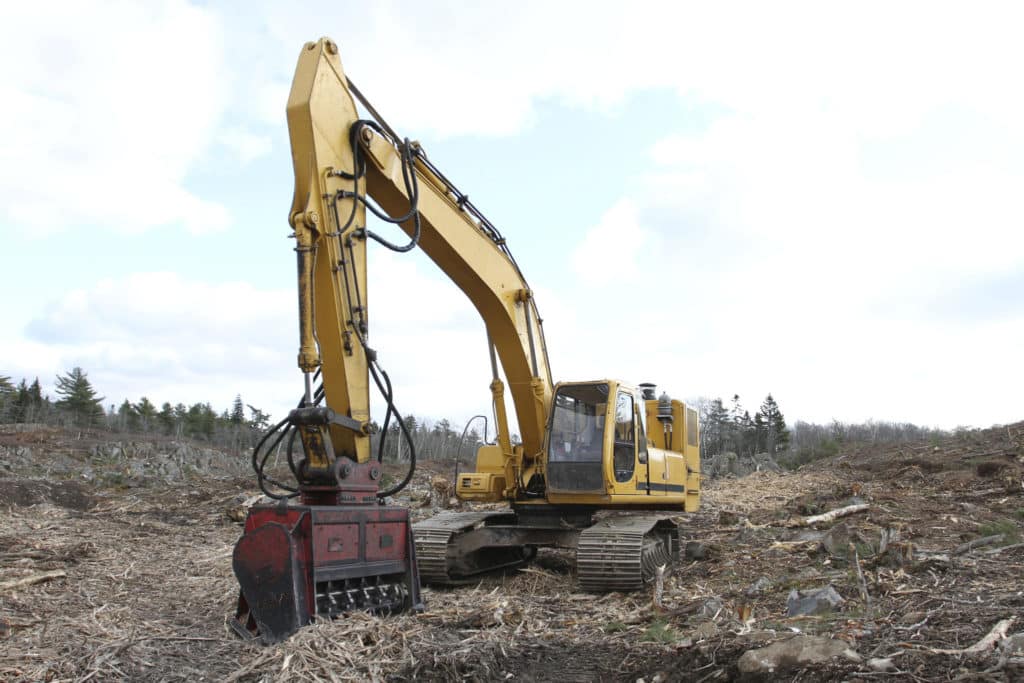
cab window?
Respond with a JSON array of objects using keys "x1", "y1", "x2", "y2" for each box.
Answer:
[{"x1": 613, "y1": 391, "x2": 636, "y2": 482}]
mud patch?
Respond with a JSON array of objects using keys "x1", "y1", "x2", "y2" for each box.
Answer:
[{"x1": 0, "y1": 479, "x2": 95, "y2": 510}]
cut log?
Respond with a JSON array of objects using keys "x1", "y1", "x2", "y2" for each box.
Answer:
[
  {"x1": 791, "y1": 504, "x2": 870, "y2": 527},
  {"x1": 953, "y1": 534, "x2": 1004, "y2": 556},
  {"x1": 923, "y1": 617, "x2": 1016, "y2": 655},
  {"x1": 0, "y1": 569, "x2": 67, "y2": 593}
]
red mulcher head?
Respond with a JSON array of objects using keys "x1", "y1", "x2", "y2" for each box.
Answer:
[{"x1": 230, "y1": 460, "x2": 423, "y2": 644}]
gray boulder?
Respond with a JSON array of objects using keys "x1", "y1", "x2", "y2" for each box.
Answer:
[
  {"x1": 738, "y1": 636, "x2": 860, "y2": 674},
  {"x1": 786, "y1": 586, "x2": 845, "y2": 616}
]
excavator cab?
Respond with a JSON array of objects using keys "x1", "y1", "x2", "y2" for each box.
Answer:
[
  {"x1": 546, "y1": 380, "x2": 648, "y2": 494},
  {"x1": 547, "y1": 382, "x2": 611, "y2": 492}
]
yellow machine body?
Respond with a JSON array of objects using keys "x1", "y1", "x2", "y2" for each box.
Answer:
[
  {"x1": 457, "y1": 380, "x2": 700, "y2": 512},
  {"x1": 269, "y1": 37, "x2": 702, "y2": 595}
]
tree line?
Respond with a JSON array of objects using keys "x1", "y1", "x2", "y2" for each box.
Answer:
[
  {"x1": 0, "y1": 368, "x2": 270, "y2": 451},
  {"x1": 693, "y1": 393, "x2": 790, "y2": 458},
  {"x1": 0, "y1": 367, "x2": 485, "y2": 462},
  {"x1": 783, "y1": 418, "x2": 949, "y2": 468},
  {"x1": 2, "y1": 368, "x2": 953, "y2": 469},
  {"x1": 369, "y1": 415, "x2": 487, "y2": 467}
]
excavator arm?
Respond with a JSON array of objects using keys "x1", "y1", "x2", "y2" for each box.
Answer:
[
  {"x1": 287, "y1": 39, "x2": 371, "y2": 469},
  {"x1": 288, "y1": 37, "x2": 552, "y2": 475}
]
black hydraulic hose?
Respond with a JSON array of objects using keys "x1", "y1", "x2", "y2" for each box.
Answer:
[
  {"x1": 252, "y1": 417, "x2": 299, "y2": 499},
  {"x1": 376, "y1": 367, "x2": 396, "y2": 464},
  {"x1": 285, "y1": 425, "x2": 300, "y2": 479},
  {"x1": 334, "y1": 119, "x2": 422, "y2": 253},
  {"x1": 258, "y1": 428, "x2": 298, "y2": 495},
  {"x1": 250, "y1": 368, "x2": 326, "y2": 499},
  {"x1": 252, "y1": 416, "x2": 288, "y2": 476},
  {"x1": 370, "y1": 360, "x2": 416, "y2": 499},
  {"x1": 453, "y1": 415, "x2": 488, "y2": 483}
]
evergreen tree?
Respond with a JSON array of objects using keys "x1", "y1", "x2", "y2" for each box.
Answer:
[
  {"x1": 753, "y1": 411, "x2": 767, "y2": 452},
  {"x1": 0, "y1": 376, "x2": 13, "y2": 422},
  {"x1": 704, "y1": 398, "x2": 731, "y2": 456},
  {"x1": 28, "y1": 378, "x2": 43, "y2": 406},
  {"x1": 185, "y1": 402, "x2": 216, "y2": 439},
  {"x1": 8, "y1": 378, "x2": 45, "y2": 423},
  {"x1": 246, "y1": 404, "x2": 271, "y2": 431},
  {"x1": 173, "y1": 403, "x2": 188, "y2": 438},
  {"x1": 11, "y1": 379, "x2": 29, "y2": 422},
  {"x1": 117, "y1": 398, "x2": 140, "y2": 431},
  {"x1": 135, "y1": 397, "x2": 157, "y2": 432},
  {"x1": 771, "y1": 403, "x2": 790, "y2": 452},
  {"x1": 729, "y1": 395, "x2": 756, "y2": 455},
  {"x1": 230, "y1": 395, "x2": 246, "y2": 425},
  {"x1": 54, "y1": 367, "x2": 104, "y2": 426},
  {"x1": 158, "y1": 402, "x2": 176, "y2": 435},
  {"x1": 736, "y1": 409, "x2": 755, "y2": 456},
  {"x1": 758, "y1": 393, "x2": 790, "y2": 455}
]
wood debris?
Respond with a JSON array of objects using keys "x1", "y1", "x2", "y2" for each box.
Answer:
[{"x1": 1, "y1": 419, "x2": 1023, "y2": 681}]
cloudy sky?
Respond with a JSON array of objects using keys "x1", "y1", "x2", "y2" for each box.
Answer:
[{"x1": 2, "y1": 1, "x2": 1022, "y2": 431}]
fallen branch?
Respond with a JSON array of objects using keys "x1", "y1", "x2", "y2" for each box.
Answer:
[
  {"x1": 850, "y1": 543, "x2": 871, "y2": 607},
  {"x1": 791, "y1": 504, "x2": 870, "y2": 527},
  {"x1": 958, "y1": 449, "x2": 1016, "y2": 460},
  {"x1": 768, "y1": 540, "x2": 819, "y2": 551},
  {"x1": 0, "y1": 570, "x2": 66, "y2": 593},
  {"x1": 953, "y1": 534, "x2": 1005, "y2": 556},
  {"x1": 981, "y1": 542, "x2": 1024, "y2": 556},
  {"x1": 917, "y1": 617, "x2": 1016, "y2": 656}
]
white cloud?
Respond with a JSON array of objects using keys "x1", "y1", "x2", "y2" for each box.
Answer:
[
  {"x1": 558, "y1": 170, "x2": 1024, "y2": 428},
  {"x1": 570, "y1": 199, "x2": 652, "y2": 286},
  {"x1": 219, "y1": 127, "x2": 273, "y2": 164},
  {"x1": 0, "y1": 1, "x2": 231, "y2": 235},
  {"x1": 18, "y1": 272, "x2": 295, "y2": 411},
  {"x1": 14, "y1": 258, "x2": 498, "y2": 428},
  {"x1": 238, "y1": 1, "x2": 1024, "y2": 140}
]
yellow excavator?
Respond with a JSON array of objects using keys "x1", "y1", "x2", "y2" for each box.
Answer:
[{"x1": 231, "y1": 37, "x2": 700, "y2": 643}]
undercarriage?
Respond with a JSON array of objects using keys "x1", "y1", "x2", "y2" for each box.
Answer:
[{"x1": 413, "y1": 508, "x2": 680, "y2": 591}]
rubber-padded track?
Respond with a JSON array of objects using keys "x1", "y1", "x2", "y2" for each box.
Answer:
[{"x1": 576, "y1": 515, "x2": 678, "y2": 592}]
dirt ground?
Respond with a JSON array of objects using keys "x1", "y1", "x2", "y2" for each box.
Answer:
[{"x1": 1, "y1": 422, "x2": 1022, "y2": 681}]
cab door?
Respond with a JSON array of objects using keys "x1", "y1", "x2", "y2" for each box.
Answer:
[{"x1": 611, "y1": 390, "x2": 640, "y2": 490}]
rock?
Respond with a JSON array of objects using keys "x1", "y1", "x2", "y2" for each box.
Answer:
[
  {"x1": 737, "y1": 636, "x2": 860, "y2": 674},
  {"x1": 819, "y1": 522, "x2": 851, "y2": 557},
  {"x1": 694, "y1": 621, "x2": 718, "y2": 640},
  {"x1": 898, "y1": 610, "x2": 926, "y2": 625},
  {"x1": 1003, "y1": 633, "x2": 1024, "y2": 655},
  {"x1": 744, "y1": 576, "x2": 772, "y2": 597},
  {"x1": 703, "y1": 451, "x2": 780, "y2": 479},
  {"x1": 699, "y1": 597, "x2": 724, "y2": 618},
  {"x1": 685, "y1": 541, "x2": 708, "y2": 560},
  {"x1": 786, "y1": 586, "x2": 844, "y2": 617},
  {"x1": 867, "y1": 657, "x2": 897, "y2": 672},
  {"x1": 790, "y1": 529, "x2": 825, "y2": 543}
]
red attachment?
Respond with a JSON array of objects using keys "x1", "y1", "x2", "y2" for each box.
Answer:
[{"x1": 231, "y1": 461, "x2": 423, "y2": 643}]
